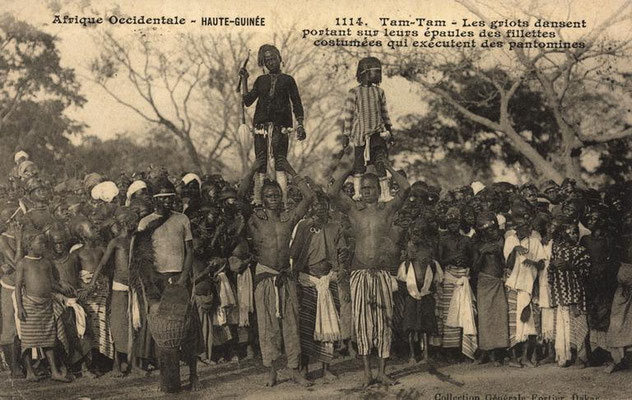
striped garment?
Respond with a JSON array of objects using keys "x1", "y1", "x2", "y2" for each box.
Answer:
[
  {"x1": 350, "y1": 269, "x2": 394, "y2": 358},
  {"x1": 81, "y1": 277, "x2": 114, "y2": 359},
  {"x1": 342, "y1": 85, "x2": 392, "y2": 147},
  {"x1": 299, "y1": 280, "x2": 341, "y2": 364},
  {"x1": 20, "y1": 294, "x2": 56, "y2": 351},
  {"x1": 555, "y1": 306, "x2": 588, "y2": 365},
  {"x1": 432, "y1": 267, "x2": 477, "y2": 359}
]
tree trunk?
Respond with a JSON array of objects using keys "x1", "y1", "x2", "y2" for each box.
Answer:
[{"x1": 181, "y1": 135, "x2": 204, "y2": 174}]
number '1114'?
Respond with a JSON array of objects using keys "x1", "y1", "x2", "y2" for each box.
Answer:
[{"x1": 335, "y1": 17, "x2": 364, "y2": 26}]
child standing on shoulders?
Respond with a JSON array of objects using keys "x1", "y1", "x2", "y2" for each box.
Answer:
[
  {"x1": 240, "y1": 44, "x2": 306, "y2": 207},
  {"x1": 341, "y1": 56, "x2": 394, "y2": 202}
]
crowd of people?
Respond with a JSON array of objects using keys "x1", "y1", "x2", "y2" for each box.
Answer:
[
  {"x1": 1, "y1": 148, "x2": 631, "y2": 391},
  {"x1": 0, "y1": 44, "x2": 631, "y2": 393}
]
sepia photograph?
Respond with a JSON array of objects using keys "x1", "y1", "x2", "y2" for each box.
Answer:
[{"x1": 0, "y1": 0, "x2": 631, "y2": 398}]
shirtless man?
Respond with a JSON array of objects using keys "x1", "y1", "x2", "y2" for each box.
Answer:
[
  {"x1": 74, "y1": 218, "x2": 114, "y2": 362},
  {"x1": 328, "y1": 154, "x2": 409, "y2": 386},
  {"x1": 15, "y1": 231, "x2": 71, "y2": 382},
  {"x1": 247, "y1": 159, "x2": 315, "y2": 387},
  {"x1": 89, "y1": 210, "x2": 137, "y2": 376}
]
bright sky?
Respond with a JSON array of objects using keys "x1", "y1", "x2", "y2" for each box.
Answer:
[{"x1": 3, "y1": 0, "x2": 630, "y2": 181}]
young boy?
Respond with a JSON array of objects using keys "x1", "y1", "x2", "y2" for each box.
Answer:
[
  {"x1": 240, "y1": 44, "x2": 306, "y2": 207},
  {"x1": 15, "y1": 230, "x2": 71, "y2": 382},
  {"x1": 88, "y1": 210, "x2": 138, "y2": 376},
  {"x1": 341, "y1": 56, "x2": 393, "y2": 203},
  {"x1": 74, "y1": 218, "x2": 114, "y2": 361},
  {"x1": 398, "y1": 216, "x2": 439, "y2": 365}
]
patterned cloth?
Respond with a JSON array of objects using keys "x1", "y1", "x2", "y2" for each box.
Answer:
[
  {"x1": 548, "y1": 242, "x2": 590, "y2": 313},
  {"x1": 342, "y1": 85, "x2": 392, "y2": 147},
  {"x1": 432, "y1": 267, "x2": 477, "y2": 359},
  {"x1": 20, "y1": 295, "x2": 56, "y2": 351},
  {"x1": 299, "y1": 280, "x2": 341, "y2": 364},
  {"x1": 80, "y1": 272, "x2": 114, "y2": 359},
  {"x1": 350, "y1": 269, "x2": 395, "y2": 358}
]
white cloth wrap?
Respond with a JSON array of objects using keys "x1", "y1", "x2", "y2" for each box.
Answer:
[{"x1": 298, "y1": 271, "x2": 341, "y2": 342}]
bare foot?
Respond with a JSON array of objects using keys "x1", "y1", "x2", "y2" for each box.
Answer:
[
  {"x1": 362, "y1": 373, "x2": 373, "y2": 388},
  {"x1": 493, "y1": 361, "x2": 502, "y2": 367},
  {"x1": 508, "y1": 360, "x2": 523, "y2": 368},
  {"x1": 408, "y1": 357, "x2": 416, "y2": 365},
  {"x1": 571, "y1": 361, "x2": 586, "y2": 369},
  {"x1": 128, "y1": 368, "x2": 147, "y2": 378},
  {"x1": 230, "y1": 355, "x2": 239, "y2": 363},
  {"x1": 265, "y1": 369, "x2": 277, "y2": 387},
  {"x1": 26, "y1": 373, "x2": 43, "y2": 382},
  {"x1": 51, "y1": 373, "x2": 72, "y2": 383},
  {"x1": 348, "y1": 345, "x2": 357, "y2": 359},
  {"x1": 11, "y1": 370, "x2": 26, "y2": 379},
  {"x1": 82, "y1": 369, "x2": 99, "y2": 379},
  {"x1": 190, "y1": 376, "x2": 203, "y2": 391},
  {"x1": 419, "y1": 358, "x2": 429, "y2": 365},
  {"x1": 540, "y1": 356, "x2": 555, "y2": 365},
  {"x1": 375, "y1": 373, "x2": 397, "y2": 386},
  {"x1": 522, "y1": 359, "x2": 536, "y2": 368},
  {"x1": 112, "y1": 371, "x2": 125, "y2": 378},
  {"x1": 292, "y1": 369, "x2": 312, "y2": 387},
  {"x1": 323, "y1": 369, "x2": 338, "y2": 383}
]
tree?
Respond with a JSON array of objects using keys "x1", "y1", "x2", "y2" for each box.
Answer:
[
  {"x1": 91, "y1": 28, "x2": 346, "y2": 179},
  {"x1": 0, "y1": 14, "x2": 85, "y2": 179},
  {"x1": 339, "y1": 0, "x2": 632, "y2": 185}
]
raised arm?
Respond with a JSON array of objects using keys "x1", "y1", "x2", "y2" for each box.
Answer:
[
  {"x1": 237, "y1": 158, "x2": 265, "y2": 200},
  {"x1": 380, "y1": 156, "x2": 409, "y2": 212},
  {"x1": 327, "y1": 162, "x2": 355, "y2": 213},
  {"x1": 290, "y1": 176, "x2": 316, "y2": 221}
]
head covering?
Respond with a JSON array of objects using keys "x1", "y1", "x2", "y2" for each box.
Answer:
[
  {"x1": 126, "y1": 180, "x2": 148, "y2": 206},
  {"x1": 356, "y1": 57, "x2": 382, "y2": 83},
  {"x1": 14, "y1": 151, "x2": 29, "y2": 164},
  {"x1": 471, "y1": 181, "x2": 486, "y2": 195},
  {"x1": 153, "y1": 178, "x2": 176, "y2": 197},
  {"x1": 17, "y1": 161, "x2": 36, "y2": 179},
  {"x1": 91, "y1": 181, "x2": 119, "y2": 203},
  {"x1": 182, "y1": 173, "x2": 202, "y2": 189},
  {"x1": 83, "y1": 173, "x2": 103, "y2": 193},
  {"x1": 257, "y1": 44, "x2": 281, "y2": 67}
]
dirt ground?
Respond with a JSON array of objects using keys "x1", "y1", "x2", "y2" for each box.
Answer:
[{"x1": 2, "y1": 354, "x2": 631, "y2": 400}]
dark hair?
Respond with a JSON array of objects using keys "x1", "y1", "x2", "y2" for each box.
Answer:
[
  {"x1": 153, "y1": 178, "x2": 176, "y2": 195},
  {"x1": 257, "y1": 44, "x2": 282, "y2": 67},
  {"x1": 356, "y1": 57, "x2": 382, "y2": 83},
  {"x1": 262, "y1": 179, "x2": 281, "y2": 193},
  {"x1": 361, "y1": 173, "x2": 379, "y2": 186}
]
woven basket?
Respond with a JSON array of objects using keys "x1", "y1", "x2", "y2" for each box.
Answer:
[{"x1": 148, "y1": 311, "x2": 190, "y2": 349}]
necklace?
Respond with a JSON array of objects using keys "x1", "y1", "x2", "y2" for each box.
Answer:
[{"x1": 24, "y1": 255, "x2": 42, "y2": 260}]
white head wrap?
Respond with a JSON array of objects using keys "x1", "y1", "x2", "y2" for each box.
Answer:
[
  {"x1": 182, "y1": 173, "x2": 202, "y2": 189},
  {"x1": 91, "y1": 181, "x2": 119, "y2": 203},
  {"x1": 471, "y1": 181, "x2": 486, "y2": 195},
  {"x1": 125, "y1": 180, "x2": 148, "y2": 206},
  {"x1": 14, "y1": 151, "x2": 29, "y2": 164}
]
